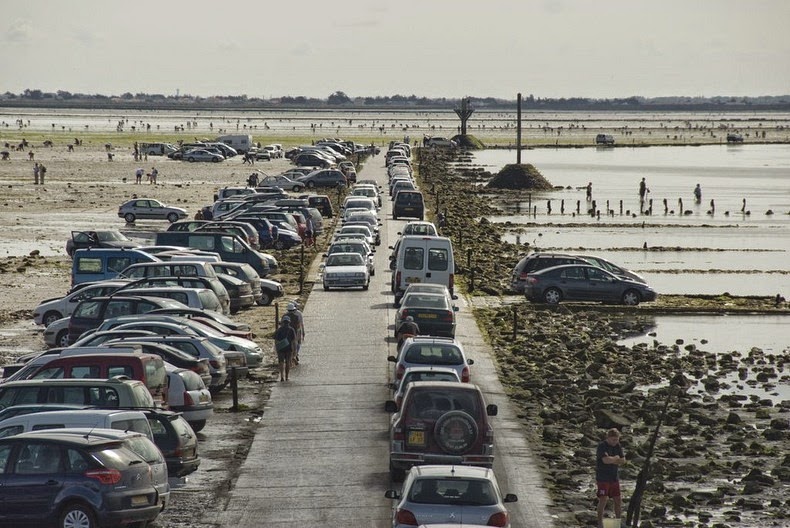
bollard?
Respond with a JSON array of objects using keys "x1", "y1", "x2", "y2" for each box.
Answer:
[
  {"x1": 230, "y1": 367, "x2": 239, "y2": 412},
  {"x1": 560, "y1": 199, "x2": 564, "y2": 215},
  {"x1": 467, "y1": 247, "x2": 472, "y2": 271},
  {"x1": 469, "y1": 268, "x2": 475, "y2": 292},
  {"x1": 576, "y1": 200, "x2": 581, "y2": 214},
  {"x1": 528, "y1": 193, "x2": 532, "y2": 212},
  {"x1": 533, "y1": 206, "x2": 537, "y2": 218},
  {"x1": 620, "y1": 200, "x2": 623, "y2": 216},
  {"x1": 546, "y1": 200, "x2": 551, "y2": 215},
  {"x1": 275, "y1": 302, "x2": 280, "y2": 325},
  {"x1": 512, "y1": 305, "x2": 518, "y2": 340}
]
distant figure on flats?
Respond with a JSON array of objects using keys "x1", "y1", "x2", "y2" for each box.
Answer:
[
  {"x1": 135, "y1": 168, "x2": 144, "y2": 184},
  {"x1": 693, "y1": 184, "x2": 702, "y2": 203},
  {"x1": 33, "y1": 163, "x2": 40, "y2": 184}
]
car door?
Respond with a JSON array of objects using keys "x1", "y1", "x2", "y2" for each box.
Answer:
[
  {"x1": 582, "y1": 266, "x2": 619, "y2": 301},
  {"x1": 0, "y1": 442, "x2": 63, "y2": 522},
  {"x1": 556, "y1": 266, "x2": 588, "y2": 300},
  {"x1": 133, "y1": 199, "x2": 153, "y2": 219}
]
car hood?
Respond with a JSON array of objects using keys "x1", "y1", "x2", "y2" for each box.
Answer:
[{"x1": 324, "y1": 265, "x2": 367, "y2": 275}]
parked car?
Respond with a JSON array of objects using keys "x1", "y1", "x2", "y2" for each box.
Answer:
[
  {"x1": 66, "y1": 230, "x2": 137, "y2": 257},
  {"x1": 301, "y1": 194, "x2": 335, "y2": 218},
  {"x1": 0, "y1": 403, "x2": 90, "y2": 422},
  {"x1": 326, "y1": 239, "x2": 375, "y2": 276},
  {"x1": 396, "y1": 283, "x2": 457, "y2": 309},
  {"x1": 322, "y1": 253, "x2": 370, "y2": 291},
  {"x1": 385, "y1": 381, "x2": 498, "y2": 480},
  {"x1": 212, "y1": 262, "x2": 283, "y2": 306},
  {"x1": 596, "y1": 134, "x2": 616, "y2": 145},
  {"x1": 395, "y1": 292, "x2": 458, "y2": 338},
  {"x1": 393, "y1": 190, "x2": 424, "y2": 220},
  {"x1": 142, "y1": 409, "x2": 200, "y2": 477},
  {"x1": 259, "y1": 174, "x2": 306, "y2": 192},
  {"x1": 183, "y1": 148, "x2": 225, "y2": 162},
  {"x1": 336, "y1": 224, "x2": 377, "y2": 247},
  {"x1": 165, "y1": 364, "x2": 213, "y2": 432},
  {"x1": 384, "y1": 465, "x2": 517, "y2": 526},
  {"x1": 388, "y1": 336, "x2": 473, "y2": 384},
  {"x1": 33, "y1": 280, "x2": 130, "y2": 327},
  {"x1": 166, "y1": 220, "x2": 210, "y2": 232},
  {"x1": 509, "y1": 252, "x2": 590, "y2": 293},
  {"x1": 523, "y1": 264, "x2": 658, "y2": 306},
  {"x1": 296, "y1": 169, "x2": 347, "y2": 189},
  {"x1": 390, "y1": 366, "x2": 461, "y2": 408},
  {"x1": 574, "y1": 254, "x2": 647, "y2": 284},
  {"x1": 0, "y1": 377, "x2": 157, "y2": 409},
  {"x1": 293, "y1": 152, "x2": 331, "y2": 168},
  {"x1": 116, "y1": 275, "x2": 231, "y2": 316},
  {"x1": 400, "y1": 221, "x2": 438, "y2": 237},
  {"x1": 118, "y1": 198, "x2": 188, "y2": 224},
  {"x1": 425, "y1": 137, "x2": 458, "y2": 148},
  {"x1": 0, "y1": 430, "x2": 162, "y2": 527}
]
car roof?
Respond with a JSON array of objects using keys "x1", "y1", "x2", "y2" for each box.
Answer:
[
  {"x1": 0, "y1": 378, "x2": 143, "y2": 388},
  {"x1": 0, "y1": 430, "x2": 126, "y2": 448}
]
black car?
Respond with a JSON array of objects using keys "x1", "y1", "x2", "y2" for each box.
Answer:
[
  {"x1": 0, "y1": 430, "x2": 161, "y2": 527},
  {"x1": 510, "y1": 253, "x2": 590, "y2": 293},
  {"x1": 393, "y1": 190, "x2": 424, "y2": 220},
  {"x1": 293, "y1": 153, "x2": 331, "y2": 168},
  {"x1": 523, "y1": 264, "x2": 658, "y2": 306},
  {"x1": 66, "y1": 230, "x2": 137, "y2": 257},
  {"x1": 142, "y1": 409, "x2": 200, "y2": 477}
]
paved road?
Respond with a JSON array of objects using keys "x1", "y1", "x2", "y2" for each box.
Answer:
[{"x1": 216, "y1": 157, "x2": 556, "y2": 527}]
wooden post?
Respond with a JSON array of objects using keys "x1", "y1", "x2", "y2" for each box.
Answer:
[
  {"x1": 516, "y1": 93, "x2": 522, "y2": 165},
  {"x1": 512, "y1": 305, "x2": 518, "y2": 340}
]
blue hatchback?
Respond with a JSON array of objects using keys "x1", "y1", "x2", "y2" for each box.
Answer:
[{"x1": 0, "y1": 430, "x2": 161, "y2": 527}]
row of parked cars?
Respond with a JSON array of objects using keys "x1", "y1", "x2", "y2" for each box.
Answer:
[{"x1": 365, "y1": 142, "x2": 520, "y2": 528}]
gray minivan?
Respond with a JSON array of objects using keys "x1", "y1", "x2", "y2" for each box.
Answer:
[{"x1": 153, "y1": 232, "x2": 278, "y2": 278}]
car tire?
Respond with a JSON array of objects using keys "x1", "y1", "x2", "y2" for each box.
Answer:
[
  {"x1": 323, "y1": 283, "x2": 329, "y2": 291},
  {"x1": 56, "y1": 329, "x2": 70, "y2": 348},
  {"x1": 167, "y1": 213, "x2": 179, "y2": 223},
  {"x1": 124, "y1": 213, "x2": 136, "y2": 223},
  {"x1": 307, "y1": 181, "x2": 315, "y2": 189},
  {"x1": 622, "y1": 289, "x2": 641, "y2": 306},
  {"x1": 212, "y1": 157, "x2": 220, "y2": 162},
  {"x1": 257, "y1": 291, "x2": 273, "y2": 306},
  {"x1": 434, "y1": 411, "x2": 479, "y2": 455},
  {"x1": 43, "y1": 311, "x2": 63, "y2": 327},
  {"x1": 292, "y1": 185, "x2": 301, "y2": 192},
  {"x1": 189, "y1": 420, "x2": 206, "y2": 433},
  {"x1": 393, "y1": 214, "x2": 398, "y2": 220},
  {"x1": 187, "y1": 156, "x2": 195, "y2": 162},
  {"x1": 389, "y1": 462, "x2": 406, "y2": 482},
  {"x1": 543, "y1": 287, "x2": 562, "y2": 305},
  {"x1": 273, "y1": 239, "x2": 285, "y2": 250},
  {"x1": 59, "y1": 502, "x2": 97, "y2": 528},
  {"x1": 363, "y1": 282, "x2": 369, "y2": 291}
]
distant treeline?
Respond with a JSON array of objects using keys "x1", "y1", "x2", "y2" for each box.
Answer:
[{"x1": 2, "y1": 89, "x2": 790, "y2": 112}]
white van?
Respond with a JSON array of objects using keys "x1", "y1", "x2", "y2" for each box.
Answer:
[
  {"x1": 392, "y1": 236, "x2": 455, "y2": 304},
  {"x1": 215, "y1": 134, "x2": 253, "y2": 153},
  {"x1": 0, "y1": 409, "x2": 153, "y2": 440}
]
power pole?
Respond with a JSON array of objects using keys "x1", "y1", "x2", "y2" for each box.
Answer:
[
  {"x1": 454, "y1": 97, "x2": 474, "y2": 136},
  {"x1": 517, "y1": 93, "x2": 522, "y2": 164}
]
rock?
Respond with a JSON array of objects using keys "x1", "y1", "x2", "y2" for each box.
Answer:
[
  {"x1": 670, "y1": 493, "x2": 690, "y2": 508},
  {"x1": 486, "y1": 164, "x2": 553, "y2": 190},
  {"x1": 770, "y1": 418, "x2": 790, "y2": 430},
  {"x1": 649, "y1": 505, "x2": 667, "y2": 518},
  {"x1": 743, "y1": 468, "x2": 775, "y2": 485},
  {"x1": 763, "y1": 428, "x2": 786, "y2": 441},
  {"x1": 726, "y1": 412, "x2": 742, "y2": 424},
  {"x1": 741, "y1": 480, "x2": 764, "y2": 494},
  {"x1": 593, "y1": 409, "x2": 631, "y2": 429}
]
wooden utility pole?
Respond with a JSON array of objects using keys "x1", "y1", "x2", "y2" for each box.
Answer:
[
  {"x1": 517, "y1": 93, "x2": 522, "y2": 164},
  {"x1": 454, "y1": 97, "x2": 474, "y2": 136}
]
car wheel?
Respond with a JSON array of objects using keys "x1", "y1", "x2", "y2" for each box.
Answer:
[
  {"x1": 43, "y1": 311, "x2": 63, "y2": 327},
  {"x1": 622, "y1": 289, "x2": 641, "y2": 306},
  {"x1": 307, "y1": 181, "x2": 315, "y2": 189},
  {"x1": 212, "y1": 157, "x2": 220, "y2": 162},
  {"x1": 393, "y1": 214, "x2": 398, "y2": 220},
  {"x1": 389, "y1": 462, "x2": 406, "y2": 482},
  {"x1": 189, "y1": 420, "x2": 206, "y2": 433},
  {"x1": 257, "y1": 291, "x2": 273, "y2": 306},
  {"x1": 292, "y1": 185, "x2": 301, "y2": 192},
  {"x1": 273, "y1": 239, "x2": 285, "y2": 250},
  {"x1": 187, "y1": 156, "x2": 195, "y2": 162},
  {"x1": 167, "y1": 212, "x2": 179, "y2": 223},
  {"x1": 323, "y1": 283, "x2": 329, "y2": 291},
  {"x1": 543, "y1": 287, "x2": 562, "y2": 305},
  {"x1": 363, "y1": 282, "x2": 369, "y2": 291},
  {"x1": 57, "y1": 329, "x2": 70, "y2": 348},
  {"x1": 59, "y1": 502, "x2": 97, "y2": 528},
  {"x1": 434, "y1": 411, "x2": 479, "y2": 455},
  {"x1": 124, "y1": 213, "x2": 136, "y2": 223}
]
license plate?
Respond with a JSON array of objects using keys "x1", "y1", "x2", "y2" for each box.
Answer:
[
  {"x1": 405, "y1": 277, "x2": 421, "y2": 284},
  {"x1": 407, "y1": 430, "x2": 425, "y2": 446},
  {"x1": 131, "y1": 495, "x2": 149, "y2": 507},
  {"x1": 419, "y1": 313, "x2": 438, "y2": 319},
  {"x1": 199, "y1": 393, "x2": 209, "y2": 403}
]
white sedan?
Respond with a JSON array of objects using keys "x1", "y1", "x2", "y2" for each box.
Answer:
[
  {"x1": 184, "y1": 149, "x2": 225, "y2": 162},
  {"x1": 259, "y1": 174, "x2": 306, "y2": 192},
  {"x1": 322, "y1": 253, "x2": 370, "y2": 291}
]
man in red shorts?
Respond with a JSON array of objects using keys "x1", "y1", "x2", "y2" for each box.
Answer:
[{"x1": 596, "y1": 428, "x2": 626, "y2": 527}]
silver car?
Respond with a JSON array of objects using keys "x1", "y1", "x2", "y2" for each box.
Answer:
[
  {"x1": 322, "y1": 252, "x2": 370, "y2": 291},
  {"x1": 118, "y1": 198, "x2": 188, "y2": 224},
  {"x1": 385, "y1": 465, "x2": 518, "y2": 528},
  {"x1": 388, "y1": 336, "x2": 473, "y2": 384},
  {"x1": 183, "y1": 148, "x2": 225, "y2": 162}
]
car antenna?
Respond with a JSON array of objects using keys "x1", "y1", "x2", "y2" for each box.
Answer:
[{"x1": 84, "y1": 424, "x2": 97, "y2": 440}]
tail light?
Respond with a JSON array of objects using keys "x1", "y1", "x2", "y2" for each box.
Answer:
[
  {"x1": 485, "y1": 424, "x2": 494, "y2": 443},
  {"x1": 85, "y1": 468, "x2": 121, "y2": 485},
  {"x1": 184, "y1": 391, "x2": 195, "y2": 406},
  {"x1": 519, "y1": 271, "x2": 529, "y2": 279},
  {"x1": 209, "y1": 360, "x2": 221, "y2": 369},
  {"x1": 392, "y1": 424, "x2": 404, "y2": 441},
  {"x1": 396, "y1": 364, "x2": 406, "y2": 380},
  {"x1": 449, "y1": 273, "x2": 454, "y2": 293},
  {"x1": 399, "y1": 309, "x2": 409, "y2": 320},
  {"x1": 395, "y1": 508, "x2": 418, "y2": 526},
  {"x1": 461, "y1": 366, "x2": 470, "y2": 383},
  {"x1": 395, "y1": 271, "x2": 402, "y2": 289},
  {"x1": 527, "y1": 276, "x2": 539, "y2": 285},
  {"x1": 440, "y1": 310, "x2": 453, "y2": 322},
  {"x1": 487, "y1": 511, "x2": 509, "y2": 527}
]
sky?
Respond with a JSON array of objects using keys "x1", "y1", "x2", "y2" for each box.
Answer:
[{"x1": 3, "y1": 0, "x2": 789, "y2": 100}]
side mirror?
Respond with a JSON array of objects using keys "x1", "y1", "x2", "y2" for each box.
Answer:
[
  {"x1": 322, "y1": 253, "x2": 328, "y2": 258},
  {"x1": 467, "y1": 359, "x2": 475, "y2": 365},
  {"x1": 387, "y1": 355, "x2": 397, "y2": 363},
  {"x1": 397, "y1": 232, "x2": 402, "y2": 236},
  {"x1": 384, "y1": 490, "x2": 401, "y2": 500},
  {"x1": 384, "y1": 400, "x2": 398, "y2": 413},
  {"x1": 503, "y1": 493, "x2": 518, "y2": 503},
  {"x1": 388, "y1": 246, "x2": 394, "y2": 250},
  {"x1": 486, "y1": 404, "x2": 498, "y2": 416},
  {"x1": 451, "y1": 294, "x2": 459, "y2": 300},
  {"x1": 453, "y1": 306, "x2": 459, "y2": 312}
]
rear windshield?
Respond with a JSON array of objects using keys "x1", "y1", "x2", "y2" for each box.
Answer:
[
  {"x1": 403, "y1": 345, "x2": 463, "y2": 365},
  {"x1": 122, "y1": 436, "x2": 163, "y2": 463},
  {"x1": 91, "y1": 445, "x2": 144, "y2": 470},
  {"x1": 179, "y1": 370, "x2": 205, "y2": 391},
  {"x1": 397, "y1": 192, "x2": 422, "y2": 204},
  {"x1": 408, "y1": 477, "x2": 496, "y2": 506}
]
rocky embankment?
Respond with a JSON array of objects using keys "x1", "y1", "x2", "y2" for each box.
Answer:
[{"x1": 416, "y1": 149, "x2": 790, "y2": 527}]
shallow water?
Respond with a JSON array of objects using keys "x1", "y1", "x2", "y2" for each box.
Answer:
[{"x1": 474, "y1": 145, "x2": 790, "y2": 296}]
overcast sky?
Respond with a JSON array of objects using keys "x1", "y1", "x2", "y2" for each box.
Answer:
[{"x1": 3, "y1": 0, "x2": 789, "y2": 100}]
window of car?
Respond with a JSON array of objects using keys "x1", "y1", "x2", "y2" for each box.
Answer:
[
  {"x1": 427, "y1": 249, "x2": 449, "y2": 271},
  {"x1": 559, "y1": 266, "x2": 585, "y2": 280},
  {"x1": 73, "y1": 300, "x2": 103, "y2": 318},
  {"x1": 108, "y1": 366, "x2": 134, "y2": 378},
  {"x1": 179, "y1": 370, "x2": 204, "y2": 391},
  {"x1": 107, "y1": 257, "x2": 133, "y2": 274},
  {"x1": 586, "y1": 267, "x2": 611, "y2": 282},
  {"x1": 409, "y1": 478, "x2": 496, "y2": 506},
  {"x1": 0, "y1": 444, "x2": 12, "y2": 471},
  {"x1": 404, "y1": 345, "x2": 462, "y2": 365},
  {"x1": 403, "y1": 248, "x2": 424, "y2": 270},
  {"x1": 65, "y1": 448, "x2": 90, "y2": 473},
  {"x1": 0, "y1": 426, "x2": 23, "y2": 439},
  {"x1": 76, "y1": 257, "x2": 103, "y2": 274}
]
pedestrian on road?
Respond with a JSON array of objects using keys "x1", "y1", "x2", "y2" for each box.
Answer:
[
  {"x1": 397, "y1": 316, "x2": 420, "y2": 350},
  {"x1": 596, "y1": 428, "x2": 626, "y2": 528},
  {"x1": 33, "y1": 162, "x2": 40, "y2": 184},
  {"x1": 287, "y1": 302, "x2": 304, "y2": 365},
  {"x1": 274, "y1": 316, "x2": 296, "y2": 382}
]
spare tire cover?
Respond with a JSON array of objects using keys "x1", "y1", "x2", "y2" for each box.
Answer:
[{"x1": 434, "y1": 411, "x2": 478, "y2": 455}]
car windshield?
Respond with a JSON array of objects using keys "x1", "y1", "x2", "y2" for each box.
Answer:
[
  {"x1": 97, "y1": 231, "x2": 129, "y2": 242},
  {"x1": 408, "y1": 477, "x2": 497, "y2": 506},
  {"x1": 403, "y1": 345, "x2": 462, "y2": 365},
  {"x1": 402, "y1": 294, "x2": 449, "y2": 309},
  {"x1": 326, "y1": 254, "x2": 364, "y2": 267},
  {"x1": 402, "y1": 371, "x2": 458, "y2": 385}
]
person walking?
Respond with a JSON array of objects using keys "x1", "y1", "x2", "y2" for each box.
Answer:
[
  {"x1": 135, "y1": 167, "x2": 144, "y2": 184},
  {"x1": 586, "y1": 182, "x2": 593, "y2": 201},
  {"x1": 693, "y1": 184, "x2": 702, "y2": 203},
  {"x1": 287, "y1": 302, "x2": 304, "y2": 365},
  {"x1": 149, "y1": 167, "x2": 158, "y2": 184},
  {"x1": 274, "y1": 316, "x2": 296, "y2": 382},
  {"x1": 33, "y1": 162, "x2": 40, "y2": 185},
  {"x1": 596, "y1": 428, "x2": 626, "y2": 528},
  {"x1": 38, "y1": 164, "x2": 47, "y2": 185},
  {"x1": 638, "y1": 178, "x2": 648, "y2": 201}
]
